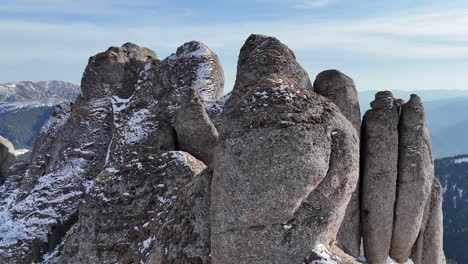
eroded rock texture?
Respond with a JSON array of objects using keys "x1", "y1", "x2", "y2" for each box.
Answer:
[
  {"x1": 361, "y1": 91, "x2": 400, "y2": 264},
  {"x1": 390, "y1": 95, "x2": 434, "y2": 262},
  {"x1": 411, "y1": 178, "x2": 446, "y2": 264},
  {"x1": 314, "y1": 69, "x2": 362, "y2": 257},
  {"x1": 211, "y1": 35, "x2": 359, "y2": 264},
  {"x1": 152, "y1": 41, "x2": 223, "y2": 166},
  {"x1": 313, "y1": 70, "x2": 361, "y2": 133},
  {"x1": 361, "y1": 92, "x2": 445, "y2": 264},
  {"x1": 0, "y1": 34, "x2": 445, "y2": 264}
]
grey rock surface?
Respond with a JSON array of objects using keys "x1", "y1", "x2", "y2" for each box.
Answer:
[
  {"x1": 411, "y1": 178, "x2": 446, "y2": 264},
  {"x1": 152, "y1": 41, "x2": 223, "y2": 166},
  {"x1": 211, "y1": 35, "x2": 359, "y2": 264},
  {"x1": 0, "y1": 136, "x2": 16, "y2": 182},
  {"x1": 54, "y1": 41, "x2": 220, "y2": 264},
  {"x1": 81, "y1": 43, "x2": 156, "y2": 99},
  {"x1": 361, "y1": 92, "x2": 399, "y2": 264},
  {"x1": 313, "y1": 69, "x2": 361, "y2": 133},
  {"x1": 390, "y1": 94, "x2": 434, "y2": 262},
  {"x1": 0, "y1": 43, "x2": 156, "y2": 263},
  {"x1": 226, "y1": 34, "x2": 312, "y2": 110},
  {"x1": 0, "y1": 36, "x2": 446, "y2": 264},
  {"x1": 313, "y1": 69, "x2": 362, "y2": 257}
]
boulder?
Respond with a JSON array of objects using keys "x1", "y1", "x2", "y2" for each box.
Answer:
[
  {"x1": 211, "y1": 35, "x2": 359, "y2": 264},
  {"x1": 361, "y1": 91, "x2": 399, "y2": 264},
  {"x1": 0, "y1": 136, "x2": 16, "y2": 181},
  {"x1": 152, "y1": 41, "x2": 223, "y2": 166},
  {"x1": 81, "y1": 43, "x2": 156, "y2": 99},
  {"x1": 390, "y1": 95, "x2": 434, "y2": 262},
  {"x1": 314, "y1": 69, "x2": 362, "y2": 257},
  {"x1": 313, "y1": 70, "x2": 361, "y2": 133},
  {"x1": 226, "y1": 34, "x2": 313, "y2": 110}
]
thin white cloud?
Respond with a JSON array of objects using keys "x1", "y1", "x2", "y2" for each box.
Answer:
[
  {"x1": 294, "y1": 0, "x2": 333, "y2": 9},
  {"x1": 0, "y1": 0, "x2": 160, "y2": 17},
  {"x1": 1, "y1": 8, "x2": 468, "y2": 89},
  {"x1": 5, "y1": 8, "x2": 466, "y2": 61}
]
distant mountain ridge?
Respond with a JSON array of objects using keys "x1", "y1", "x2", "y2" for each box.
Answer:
[
  {"x1": 0, "y1": 80, "x2": 80, "y2": 102},
  {"x1": 358, "y1": 89, "x2": 468, "y2": 111},
  {"x1": 0, "y1": 81, "x2": 80, "y2": 148}
]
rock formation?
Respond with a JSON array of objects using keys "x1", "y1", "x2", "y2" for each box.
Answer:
[
  {"x1": 0, "y1": 34, "x2": 445, "y2": 264},
  {"x1": 361, "y1": 92, "x2": 445, "y2": 264},
  {"x1": 313, "y1": 70, "x2": 361, "y2": 133},
  {"x1": 390, "y1": 94, "x2": 434, "y2": 262},
  {"x1": 361, "y1": 91, "x2": 400, "y2": 264},
  {"x1": 411, "y1": 178, "x2": 446, "y2": 264},
  {"x1": 211, "y1": 35, "x2": 359, "y2": 264},
  {"x1": 314, "y1": 69, "x2": 362, "y2": 257}
]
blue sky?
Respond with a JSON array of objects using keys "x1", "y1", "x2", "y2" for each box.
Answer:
[{"x1": 1, "y1": 0, "x2": 468, "y2": 92}]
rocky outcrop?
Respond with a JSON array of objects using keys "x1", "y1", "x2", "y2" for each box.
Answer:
[
  {"x1": 361, "y1": 92, "x2": 445, "y2": 264},
  {"x1": 361, "y1": 91, "x2": 400, "y2": 264},
  {"x1": 314, "y1": 69, "x2": 362, "y2": 257},
  {"x1": 0, "y1": 136, "x2": 16, "y2": 182},
  {"x1": 81, "y1": 43, "x2": 156, "y2": 99},
  {"x1": 211, "y1": 35, "x2": 359, "y2": 264},
  {"x1": 0, "y1": 43, "x2": 156, "y2": 263},
  {"x1": 0, "y1": 35, "x2": 445, "y2": 264},
  {"x1": 390, "y1": 95, "x2": 434, "y2": 262},
  {"x1": 152, "y1": 41, "x2": 223, "y2": 166},
  {"x1": 227, "y1": 34, "x2": 313, "y2": 107},
  {"x1": 54, "y1": 40, "x2": 221, "y2": 263}
]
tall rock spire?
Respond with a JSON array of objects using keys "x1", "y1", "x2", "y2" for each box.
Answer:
[
  {"x1": 390, "y1": 94, "x2": 434, "y2": 262},
  {"x1": 361, "y1": 91, "x2": 400, "y2": 264},
  {"x1": 314, "y1": 69, "x2": 362, "y2": 257}
]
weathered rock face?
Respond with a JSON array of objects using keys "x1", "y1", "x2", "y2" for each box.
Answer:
[
  {"x1": 54, "y1": 41, "x2": 222, "y2": 264},
  {"x1": 390, "y1": 94, "x2": 434, "y2": 262},
  {"x1": 0, "y1": 35, "x2": 445, "y2": 264},
  {"x1": 313, "y1": 69, "x2": 362, "y2": 257},
  {"x1": 152, "y1": 41, "x2": 223, "y2": 166},
  {"x1": 227, "y1": 34, "x2": 313, "y2": 108},
  {"x1": 0, "y1": 44, "x2": 131, "y2": 262},
  {"x1": 211, "y1": 35, "x2": 359, "y2": 264},
  {"x1": 411, "y1": 178, "x2": 446, "y2": 264},
  {"x1": 361, "y1": 91, "x2": 445, "y2": 264},
  {"x1": 361, "y1": 91, "x2": 400, "y2": 264},
  {"x1": 81, "y1": 43, "x2": 156, "y2": 99},
  {"x1": 313, "y1": 70, "x2": 361, "y2": 133},
  {"x1": 0, "y1": 136, "x2": 16, "y2": 182}
]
